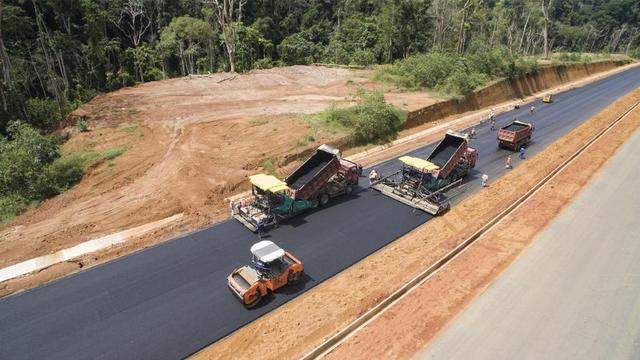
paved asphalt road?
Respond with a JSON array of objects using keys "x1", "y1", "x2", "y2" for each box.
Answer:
[
  {"x1": 418, "y1": 128, "x2": 640, "y2": 360},
  {"x1": 1, "y1": 67, "x2": 640, "y2": 360}
]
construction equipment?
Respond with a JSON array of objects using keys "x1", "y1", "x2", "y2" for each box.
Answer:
[
  {"x1": 372, "y1": 130, "x2": 477, "y2": 215},
  {"x1": 542, "y1": 93, "x2": 553, "y2": 103},
  {"x1": 498, "y1": 120, "x2": 534, "y2": 150},
  {"x1": 233, "y1": 145, "x2": 361, "y2": 231},
  {"x1": 227, "y1": 240, "x2": 304, "y2": 308}
]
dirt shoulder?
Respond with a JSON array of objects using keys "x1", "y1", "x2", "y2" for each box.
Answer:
[{"x1": 193, "y1": 89, "x2": 640, "y2": 360}]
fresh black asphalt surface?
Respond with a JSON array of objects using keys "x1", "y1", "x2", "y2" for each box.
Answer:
[{"x1": 1, "y1": 66, "x2": 640, "y2": 360}]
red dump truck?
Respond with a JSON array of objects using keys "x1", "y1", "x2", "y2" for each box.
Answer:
[
  {"x1": 497, "y1": 120, "x2": 534, "y2": 150},
  {"x1": 232, "y1": 145, "x2": 362, "y2": 231}
]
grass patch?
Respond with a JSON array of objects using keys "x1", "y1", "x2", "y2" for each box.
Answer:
[
  {"x1": 250, "y1": 118, "x2": 270, "y2": 126},
  {"x1": 295, "y1": 135, "x2": 316, "y2": 147},
  {"x1": 111, "y1": 107, "x2": 139, "y2": 114},
  {"x1": 262, "y1": 158, "x2": 277, "y2": 175},
  {"x1": 61, "y1": 146, "x2": 127, "y2": 171},
  {"x1": 119, "y1": 123, "x2": 141, "y2": 133}
]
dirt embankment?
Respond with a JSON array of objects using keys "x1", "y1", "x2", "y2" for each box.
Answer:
[
  {"x1": 404, "y1": 60, "x2": 629, "y2": 128},
  {"x1": 194, "y1": 88, "x2": 640, "y2": 360}
]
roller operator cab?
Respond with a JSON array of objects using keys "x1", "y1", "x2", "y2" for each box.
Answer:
[
  {"x1": 227, "y1": 240, "x2": 304, "y2": 308},
  {"x1": 543, "y1": 93, "x2": 553, "y2": 103}
]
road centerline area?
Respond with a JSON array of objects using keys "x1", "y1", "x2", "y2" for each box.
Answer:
[{"x1": 1, "y1": 67, "x2": 640, "y2": 360}]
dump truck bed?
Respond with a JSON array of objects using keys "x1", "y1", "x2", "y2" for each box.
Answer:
[
  {"x1": 502, "y1": 122, "x2": 529, "y2": 131},
  {"x1": 427, "y1": 133, "x2": 467, "y2": 179},
  {"x1": 288, "y1": 155, "x2": 333, "y2": 189},
  {"x1": 498, "y1": 120, "x2": 533, "y2": 150},
  {"x1": 285, "y1": 145, "x2": 341, "y2": 200}
]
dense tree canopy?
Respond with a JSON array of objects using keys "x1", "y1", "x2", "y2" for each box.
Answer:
[{"x1": 0, "y1": 0, "x2": 639, "y2": 134}]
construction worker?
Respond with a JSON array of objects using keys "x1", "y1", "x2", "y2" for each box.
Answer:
[
  {"x1": 490, "y1": 119, "x2": 496, "y2": 131},
  {"x1": 530, "y1": 105, "x2": 536, "y2": 114},
  {"x1": 519, "y1": 146, "x2": 526, "y2": 159},
  {"x1": 481, "y1": 174, "x2": 489, "y2": 187},
  {"x1": 469, "y1": 127, "x2": 476, "y2": 138},
  {"x1": 505, "y1": 155, "x2": 512, "y2": 169},
  {"x1": 257, "y1": 221, "x2": 265, "y2": 238},
  {"x1": 489, "y1": 110, "x2": 496, "y2": 121},
  {"x1": 369, "y1": 169, "x2": 379, "y2": 186}
]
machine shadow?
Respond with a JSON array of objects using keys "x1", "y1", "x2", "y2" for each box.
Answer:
[{"x1": 249, "y1": 273, "x2": 315, "y2": 310}]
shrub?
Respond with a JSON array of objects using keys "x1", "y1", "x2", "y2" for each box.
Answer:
[
  {"x1": 629, "y1": 48, "x2": 640, "y2": 59},
  {"x1": 253, "y1": 58, "x2": 274, "y2": 69},
  {"x1": 351, "y1": 90, "x2": 402, "y2": 144},
  {"x1": 46, "y1": 155, "x2": 85, "y2": 192},
  {"x1": 76, "y1": 118, "x2": 89, "y2": 132},
  {"x1": 278, "y1": 32, "x2": 319, "y2": 65},
  {"x1": 0, "y1": 194, "x2": 28, "y2": 224},
  {"x1": 350, "y1": 49, "x2": 376, "y2": 66},
  {"x1": 437, "y1": 70, "x2": 486, "y2": 96},
  {"x1": 25, "y1": 98, "x2": 61, "y2": 130},
  {"x1": 396, "y1": 52, "x2": 457, "y2": 89},
  {"x1": 0, "y1": 122, "x2": 60, "y2": 200}
]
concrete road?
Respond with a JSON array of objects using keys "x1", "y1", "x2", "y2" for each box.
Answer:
[
  {"x1": 1, "y1": 67, "x2": 639, "y2": 360},
  {"x1": 419, "y1": 129, "x2": 640, "y2": 360}
]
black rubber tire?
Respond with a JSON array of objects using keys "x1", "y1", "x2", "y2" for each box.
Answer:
[
  {"x1": 319, "y1": 193, "x2": 330, "y2": 206},
  {"x1": 288, "y1": 271, "x2": 303, "y2": 283},
  {"x1": 311, "y1": 197, "x2": 319, "y2": 209},
  {"x1": 345, "y1": 184, "x2": 353, "y2": 194},
  {"x1": 244, "y1": 291, "x2": 262, "y2": 308}
]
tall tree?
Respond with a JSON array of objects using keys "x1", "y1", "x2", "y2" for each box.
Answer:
[
  {"x1": 207, "y1": 0, "x2": 246, "y2": 73},
  {"x1": 112, "y1": 0, "x2": 152, "y2": 81},
  {"x1": 541, "y1": 0, "x2": 554, "y2": 58}
]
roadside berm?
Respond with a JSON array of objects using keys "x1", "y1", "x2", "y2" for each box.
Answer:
[
  {"x1": 0, "y1": 61, "x2": 635, "y2": 297},
  {"x1": 193, "y1": 87, "x2": 640, "y2": 360}
]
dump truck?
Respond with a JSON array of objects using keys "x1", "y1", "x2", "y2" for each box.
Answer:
[
  {"x1": 497, "y1": 120, "x2": 534, "y2": 150},
  {"x1": 232, "y1": 144, "x2": 361, "y2": 231},
  {"x1": 372, "y1": 130, "x2": 477, "y2": 215},
  {"x1": 227, "y1": 240, "x2": 304, "y2": 308}
]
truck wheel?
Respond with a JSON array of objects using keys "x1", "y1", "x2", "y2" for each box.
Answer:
[
  {"x1": 244, "y1": 291, "x2": 262, "y2": 308},
  {"x1": 311, "y1": 197, "x2": 319, "y2": 209},
  {"x1": 319, "y1": 193, "x2": 330, "y2": 206},
  {"x1": 288, "y1": 271, "x2": 303, "y2": 283},
  {"x1": 345, "y1": 184, "x2": 353, "y2": 194}
]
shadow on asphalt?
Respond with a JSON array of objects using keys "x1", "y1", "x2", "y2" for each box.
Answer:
[{"x1": 248, "y1": 273, "x2": 314, "y2": 310}]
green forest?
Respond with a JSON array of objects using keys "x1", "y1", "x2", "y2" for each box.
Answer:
[
  {"x1": 1, "y1": 0, "x2": 639, "y2": 221},
  {"x1": 1, "y1": 0, "x2": 640, "y2": 133}
]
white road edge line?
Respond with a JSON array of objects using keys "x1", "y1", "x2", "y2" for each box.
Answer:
[{"x1": 0, "y1": 213, "x2": 184, "y2": 283}]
